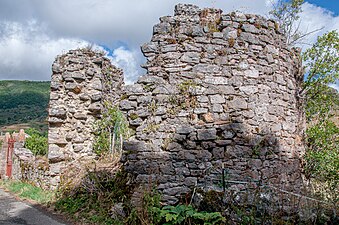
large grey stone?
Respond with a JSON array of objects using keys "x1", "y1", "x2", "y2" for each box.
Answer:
[{"x1": 197, "y1": 128, "x2": 217, "y2": 140}]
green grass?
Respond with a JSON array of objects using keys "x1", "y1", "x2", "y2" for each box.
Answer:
[{"x1": 0, "y1": 180, "x2": 54, "y2": 204}]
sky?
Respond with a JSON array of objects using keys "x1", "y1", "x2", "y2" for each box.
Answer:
[{"x1": 0, "y1": 0, "x2": 338, "y2": 88}]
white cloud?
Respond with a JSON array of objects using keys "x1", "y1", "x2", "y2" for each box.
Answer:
[
  {"x1": 0, "y1": 0, "x2": 338, "y2": 82},
  {"x1": 329, "y1": 83, "x2": 339, "y2": 92},
  {"x1": 0, "y1": 20, "x2": 88, "y2": 80},
  {"x1": 0, "y1": 0, "x2": 273, "y2": 81},
  {"x1": 297, "y1": 3, "x2": 339, "y2": 47},
  {"x1": 110, "y1": 47, "x2": 144, "y2": 84},
  {"x1": 21, "y1": 0, "x2": 273, "y2": 46}
]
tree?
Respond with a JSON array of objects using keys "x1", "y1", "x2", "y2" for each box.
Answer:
[
  {"x1": 270, "y1": 0, "x2": 339, "y2": 188},
  {"x1": 269, "y1": 0, "x2": 323, "y2": 46},
  {"x1": 303, "y1": 30, "x2": 339, "y2": 110},
  {"x1": 302, "y1": 31, "x2": 339, "y2": 192}
]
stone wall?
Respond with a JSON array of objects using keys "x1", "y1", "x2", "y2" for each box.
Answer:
[
  {"x1": 47, "y1": 4, "x2": 305, "y2": 203},
  {"x1": 48, "y1": 49, "x2": 123, "y2": 187},
  {"x1": 121, "y1": 4, "x2": 305, "y2": 204},
  {"x1": 0, "y1": 131, "x2": 56, "y2": 189},
  {"x1": 0, "y1": 130, "x2": 26, "y2": 179},
  {"x1": 12, "y1": 143, "x2": 51, "y2": 189},
  {"x1": 0, "y1": 135, "x2": 6, "y2": 178}
]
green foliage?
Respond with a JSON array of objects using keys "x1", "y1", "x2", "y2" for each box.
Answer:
[
  {"x1": 153, "y1": 205, "x2": 225, "y2": 225},
  {"x1": 129, "y1": 189, "x2": 225, "y2": 225},
  {"x1": 24, "y1": 128, "x2": 48, "y2": 156},
  {"x1": 302, "y1": 31, "x2": 339, "y2": 191},
  {"x1": 0, "y1": 80, "x2": 50, "y2": 127},
  {"x1": 178, "y1": 80, "x2": 197, "y2": 93},
  {"x1": 25, "y1": 127, "x2": 47, "y2": 137},
  {"x1": 305, "y1": 120, "x2": 339, "y2": 185},
  {"x1": 173, "y1": 80, "x2": 198, "y2": 110},
  {"x1": 93, "y1": 104, "x2": 131, "y2": 156},
  {"x1": 269, "y1": 0, "x2": 305, "y2": 45},
  {"x1": 305, "y1": 85, "x2": 339, "y2": 122},
  {"x1": 303, "y1": 31, "x2": 339, "y2": 100},
  {"x1": 0, "y1": 180, "x2": 54, "y2": 204}
]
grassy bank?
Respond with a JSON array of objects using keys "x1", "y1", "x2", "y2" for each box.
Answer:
[{"x1": 0, "y1": 180, "x2": 54, "y2": 204}]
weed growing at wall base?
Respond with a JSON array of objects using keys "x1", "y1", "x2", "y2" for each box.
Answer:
[{"x1": 125, "y1": 189, "x2": 226, "y2": 225}]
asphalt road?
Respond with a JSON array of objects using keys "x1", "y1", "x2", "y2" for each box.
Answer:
[{"x1": 0, "y1": 188, "x2": 68, "y2": 225}]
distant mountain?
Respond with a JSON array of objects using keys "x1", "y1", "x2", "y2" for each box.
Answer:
[{"x1": 0, "y1": 80, "x2": 50, "y2": 132}]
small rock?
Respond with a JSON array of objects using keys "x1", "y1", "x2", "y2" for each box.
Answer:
[{"x1": 202, "y1": 113, "x2": 214, "y2": 123}]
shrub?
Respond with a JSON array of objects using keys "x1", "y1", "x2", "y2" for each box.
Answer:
[
  {"x1": 24, "y1": 128, "x2": 48, "y2": 156},
  {"x1": 127, "y1": 189, "x2": 225, "y2": 225},
  {"x1": 93, "y1": 104, "x2": 131, "y2": 156},
  {"x1": 56, "y1": 167, "x2": 132, "y2": 225},
  {"x1": 305, "y1": 120, "x2": 339, "y2": 189}
]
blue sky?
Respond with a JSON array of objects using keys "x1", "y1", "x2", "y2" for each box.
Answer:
[
  {"x1": 307, "y1": 0, "x2": 339, "y2": 15},
  {"x1": 0, "y1": 0, "x2": 338, "y2": 85}
]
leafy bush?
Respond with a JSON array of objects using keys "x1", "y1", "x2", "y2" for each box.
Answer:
[
  {"x1": 152, "y1": 205, "x2": 225, "y2": 225},
  {"x1": 127, "y1": 189, "x2": 225, "y2": 225},
  {"x1": 24, "y1": 128, "x2": 48, "y2": 156},
  {"x1": 305, "y1": 120, "x2": 339, "y2": 186},
  {"x1": 302, "y1": 31, "x2": 339, "y2": 198}
]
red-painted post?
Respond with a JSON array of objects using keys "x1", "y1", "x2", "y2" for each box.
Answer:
[{"x1": 6, "y1": 137, "x2": 14, "y2": 178}]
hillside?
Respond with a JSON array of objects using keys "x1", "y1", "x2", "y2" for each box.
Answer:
[{"x1": 0, "y1": 80, "x2": 50, "y2": 132}]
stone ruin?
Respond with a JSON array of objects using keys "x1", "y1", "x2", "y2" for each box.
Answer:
[
  {"x1": 0, "y1": 130, "x2": 48, "y2": 187},
  {"x1": 0, "y1": 130, "x2": 26, "y2": 178},
  {"x1": 48, "y1": 4, "x2": 305, "y2": 203},
  {"x1": 48, "y1": 49, "x2": 123, "y2": 186}
]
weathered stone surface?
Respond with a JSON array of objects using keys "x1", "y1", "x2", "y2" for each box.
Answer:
[
  {"x1": 242, "y1": 24, "x2": 260, "y2": 34},
  {"x1": 49, "y1": 108, "x2": 66, "y2": 118},
  {"x1": 244, "y1": 68, "x2": 259, "y2": 78},
  {"x1": 120, "y1": 3, "x2": 305, "y2": 205},
  {"x1": 48, "y1": 49, "x2": 124, "y2": 188},
  {"x1": 89, "y1": 102, "x2": 102, "y2": 112},
  {"x1": 176, "y1": 125, "x2": 194, "y2": 134},
  {"x1": 204, "y1": 76, "x2": 228, "y2": 85},
  {"x1": 202, "y1": 113, "x2": 214, "y2": 123},
  {"x1": 46, "y1": 4, "x2": 305, "y2": 206},
  {"x1": 181, "y1": 52, "x2": 200, "y2": 64},
  {"x1": 210, "y1": 95, "x2": 225, "y2": 104},
  {"x1": 120, "y1": 100, "x2": 137, "y2": 110},
  {"x1": 197, "y1": 129, "x2": 217, "y2": 140}
]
